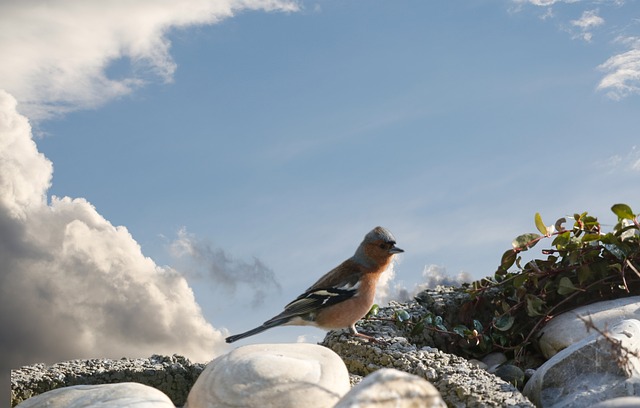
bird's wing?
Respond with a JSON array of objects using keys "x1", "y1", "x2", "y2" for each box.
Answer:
[
  {"x1": 262, "y1": 286, "x2": 357, "y2": 326},
  {"x1": 286, "y1": 287, "x2": 356, "y2": 314}
]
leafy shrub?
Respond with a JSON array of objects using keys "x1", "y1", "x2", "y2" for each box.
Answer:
[{"x1": 392, "y1": 204, "x2": 640, "y2": 364}]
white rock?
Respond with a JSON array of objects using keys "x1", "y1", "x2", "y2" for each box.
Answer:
[
  {"x1": 186, "y1": 343, "x2": 350, "y2": 408},
  {"x1": 524, "y1": 319, "x2": 640, "y2": 408},
  {"x1": 15, "y1": 382, "x2": 174, "y2": 408},
  {"x1": 592, "y1": 397, "x2": 640, "y2": 408},
  {"x1": 538, "y1": 296, "x2": 640, "y2": 359},
  {"x1": 335, "y1": 368, "x2": 446, "y2": 408}
]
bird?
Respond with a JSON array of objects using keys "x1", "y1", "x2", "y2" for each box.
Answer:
[{"x1": 225, "y1": 226, "x2": 403, "y2": 343}]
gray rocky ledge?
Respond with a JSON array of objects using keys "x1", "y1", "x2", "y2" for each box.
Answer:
[
  {"x1": 322, "y1": 332, "x2": 533, "y2": 407},
  {"x1": 11, "y1": 354, "x2": 204, "y2": 407}
]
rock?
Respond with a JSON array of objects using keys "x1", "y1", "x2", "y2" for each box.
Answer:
[
  {"x1": 11, "y1": 354, "x2": 204, "y2": 407},
  {"x1": 349, "y1": 374, "x2": 364, "y2": 387},
  {"x1": 523, "y1": 319, "x2": 640, "y2": 407},
  {"x1": 482, "y1": 352, "x2": 508, "y2": 373},
  {"x1": 186, "y1": 343, "x2": 350, "y2": 408},
  {"x1": 335, "y1": 368, "x2": 446, "y2": 408},
  {"x1": 14, "y1": 382, "x2": 174, "y2": 408},
  {"x1": 538, "y1": 296, "x2": 640, "y2": 359},
  {"x1": 494, "y1": 365, "x2": 525, "y2": 388},
  {"x1": 524, "y1": 369, "x2": 536, "y2": 382},
  {"x1": 322, "y1": 332, "x2": 534, "y2": 407},
  {"x1": 591, "y1": 397, "x2": 640, "y2": 407},
  {"x1": 467, "y1": 359, "x2": 488, "y2": 370}
]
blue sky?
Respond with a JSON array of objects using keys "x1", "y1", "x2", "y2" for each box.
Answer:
[{"x1": 1, "y1": 0, "x2": 639, "y2": 367}]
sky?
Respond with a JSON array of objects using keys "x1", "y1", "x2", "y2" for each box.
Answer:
[{"x1": 2, "y1": 0, "x2": 640, "y2": 379}]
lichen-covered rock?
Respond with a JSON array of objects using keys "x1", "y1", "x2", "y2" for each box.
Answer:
[
  {"x1": 11, "y1": 354, "x2": 204, "y2": 407},
  {"x1": 335, "y1": 368, "x2": 446, "y2": 408},
  {"x1": 186, "y1": 343, "x2": 350, "y2": 408},
  {"x1": 15, "y1": 382, "x2": 174, "y2": 408},
  {"x1": 322, "y1": 332, "x2": 534, "y2": 408}
]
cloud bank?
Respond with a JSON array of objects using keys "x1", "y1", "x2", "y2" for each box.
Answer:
[
  {"x1": 0, "y1": 90, "x2": 226, "y2": 368},
  {"x1": 0, "y1": 0, "x2": 298, "y2": 119},
  {"x1": 0, "y1": 0, "x2": 299, "y2": 372}
]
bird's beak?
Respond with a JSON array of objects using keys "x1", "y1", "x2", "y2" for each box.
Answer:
[{"x1": 389, "y1": 245, "x2": 404, "y2": 254}]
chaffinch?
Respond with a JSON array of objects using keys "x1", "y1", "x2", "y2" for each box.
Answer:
[{"x1": 225, "y1": 226, "x2": 403, "y2": 343}]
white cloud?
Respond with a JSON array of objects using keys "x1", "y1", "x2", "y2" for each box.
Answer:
[
  {"x1": 170, "y1": 228, "x2": 282, "y2": 308},
  {"x1": 598, "y1": 37, "x2": 640, "y2": 99},
  {"x1": 515, "y1": 0, "x2": 580, "y2": 6},
  {"x1": 570, "y1": 9, "x2": 604, "y2": 41},
  {"x1": 0, "y1": 0, "x2": 299, "y2": 120},
  {"x1": 571, "y1": 9, "x2": 604, "y2": 29},
  {"x1": 0, "y1": 90, "x2": 227, "y2": 371},
  {"x1": 600, "y1": 145, "x2": 640, "y2": 172},
  {"x1": 376, "y1": 263, "x2": 472, "y2": 305}
]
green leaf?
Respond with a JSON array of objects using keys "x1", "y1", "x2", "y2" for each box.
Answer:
[
  {"x1": 473, "y1": 319, "x2": 484, "y2": 332},
  {"x1": 513, "y1": 273, "x2": 528, "y2": 288},
  {"x1": 557, "y1": 277, "x2": 578, "y2": 295},
  {"x1": 500, "y1": 250, "x2": 517, "y2": 271},
  {"x1": 552, "y1": 231, "x2": 571, "y2": 248},
  {"x1": 453, "y1": 325, "x2": 468, "y2": 337},
  {"x1": 365, "y1": 304, "x2": 379, "y2": 318},
  {"x1": 535, "y1": 212, "x2": 548, "y2": 235},
  {"x1": 512, "y1": 233, "x2": 541, "y2": 251},
  {"x1": 555, "y1": 217, "x2": 567, "y2": 232},
  {"x1": 493, "y1": 314, "x2": 515, "y2": 331},
  {"x1": 581, "y1": 233, "x2": 601, "y2": 243},
  {"x1": 604, "y1": 243, "x2": 627, "y2": 260},
  {"x1": 612, "y1": 204, "x2": 635, "y2": 220},
  {"x1": 395, "y1": 309, "x2": 411, "y2": 322},
  {"x1": 410, "y1": 320, "x2": 425, "y2": 336},
  {"x1": 525, "y1": 294, "x2": 545, "y2": 317},
  {"x1": 577, "y1": 265, "x2": 593, "y2": 285}
]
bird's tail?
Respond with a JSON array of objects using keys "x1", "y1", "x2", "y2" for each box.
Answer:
[
  {"x1": 225, "y1": 316, "x2": 291, "y2": 343},
  {"x1": 225, "y1": 326, "x2": 271, "y2": 343}
]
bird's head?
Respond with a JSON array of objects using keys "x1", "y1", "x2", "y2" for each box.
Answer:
[{"x1": 355, "y1": 226, "x2": 404, "y2": 266}]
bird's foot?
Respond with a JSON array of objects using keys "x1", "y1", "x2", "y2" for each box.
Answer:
[{"x1": 351, "y1": 331, "x2": 387, "y2": 344}]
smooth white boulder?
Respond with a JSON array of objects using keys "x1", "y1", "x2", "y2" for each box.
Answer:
[
  {"x1": 538, "y1": 296, "x2": 640, "y2": 359},
  {"x1": 524, "y1": 319, "x2": 640, "y2": 408},
  {"x1": 592, "y1": 397, "x2": 640, "y2": 407},
  {"x1": 335, "y1": 368, "x2": 445, "y2": 408},
  {"x1": 186, "y1": 343, "x2": 350, "y2": 408},
  {"x1": 15, "y1": 382, "x2": 174, "y2": 408}
]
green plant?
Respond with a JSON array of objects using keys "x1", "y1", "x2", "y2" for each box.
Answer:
[{"x1": 392, "y1": 204, "x2": 640, "y2": 364}]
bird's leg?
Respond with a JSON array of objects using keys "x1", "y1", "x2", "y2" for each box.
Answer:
[{"x1": 349, "y1": 325, "x2": 382, "y2": 343}]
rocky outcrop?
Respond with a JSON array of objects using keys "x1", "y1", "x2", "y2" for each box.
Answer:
[{"x1": 13, "y1": 288, "x2": 640, "y2": 408}]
